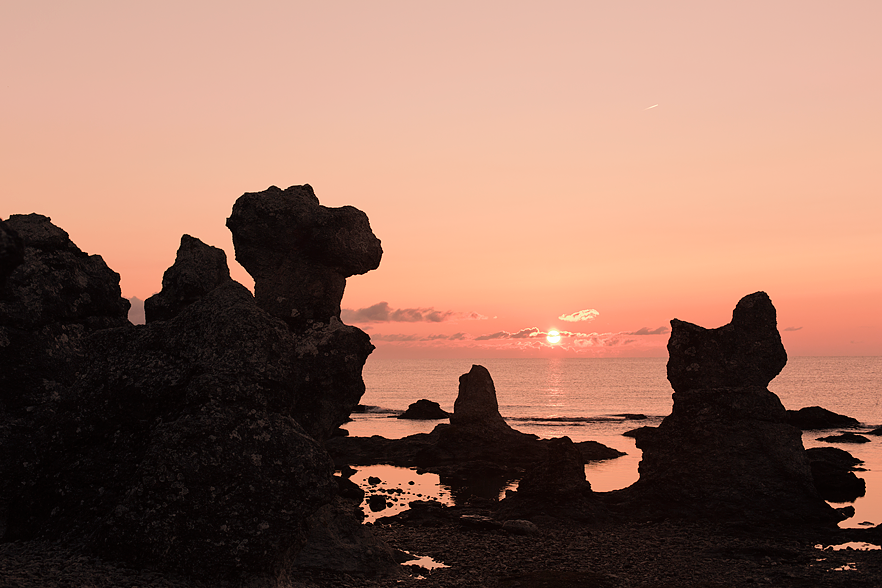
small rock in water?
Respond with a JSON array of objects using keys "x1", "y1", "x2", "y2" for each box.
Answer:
[
  {"x1": 817, "y1": 432, "x2": 871, "y2": 444},
  {"x1": 368, "y1": 476, "x2": 382, "y2": 485},
  {"x1": 367, "y1": 495, "x2": 387, "y2": 512}
]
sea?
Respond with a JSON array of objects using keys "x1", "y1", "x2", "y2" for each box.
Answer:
[{"x1": 346, "y1": 356, "x2": 882, "y2": 527}]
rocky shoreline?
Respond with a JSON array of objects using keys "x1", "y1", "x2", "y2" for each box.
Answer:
[{"x1": 3, "y1": 517, "x2": 881, "y2": 588}]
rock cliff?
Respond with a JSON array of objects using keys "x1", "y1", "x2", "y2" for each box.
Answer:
[{"x1": 0, "y1": 187, "x2": 390, "y2": 582}]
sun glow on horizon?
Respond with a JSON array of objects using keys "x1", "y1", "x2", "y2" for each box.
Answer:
[{"x1": 546, "y1": 330, "x2": 561, "y2": 344}]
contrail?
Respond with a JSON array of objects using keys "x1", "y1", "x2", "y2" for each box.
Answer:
[{"x1": 644, "y1": 104, "x2": 659, "y2": 110}]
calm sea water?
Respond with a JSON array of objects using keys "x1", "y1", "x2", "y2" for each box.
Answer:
[{"x1": 348, "y1": 356, "x2": 882, "y2": 526}]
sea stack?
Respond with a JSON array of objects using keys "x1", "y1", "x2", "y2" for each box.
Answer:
[{"x1": 628, "y1": 292, "x2": 839, "y2": 524}]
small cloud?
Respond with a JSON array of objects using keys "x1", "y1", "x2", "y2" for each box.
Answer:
[
  {"x1": 783, "y1": 326, "x2": 803, "y2": 332},
  {"x1": 625, "y1": 326, "x2": 671, "y2": 336},
  {"x1": 558, "y1": 309, "x2": 600, "y2": 322},
  {"x1": 342, "y1": 301, "x2": 487, "y2": 323}
]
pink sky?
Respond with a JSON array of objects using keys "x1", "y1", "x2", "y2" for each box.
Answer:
[{"x1": 3, "y1": 2, "x2": 880, "y2": 358}]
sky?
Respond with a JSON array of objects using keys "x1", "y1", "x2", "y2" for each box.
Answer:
[{"x1": 3, "y1": 2, "x2": 880, "y2": 358}]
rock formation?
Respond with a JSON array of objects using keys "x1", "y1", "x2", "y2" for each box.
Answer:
[
  {"x1": 626, "y1": 292, "x2": 839, "y2": 525},
  {"x1": 787, "y1": 406, "x2": 861, "y2": 430},
  {"x1": 398, "y1": 398, "x2": 450, "y2": 419},
  {"x1": 0, "y1": 218, "x2": 24, "y2": 284},
  {"x1": 806, "y1": 447, "x2": 866, "y2": 503},
  {"x1": 0, "y1": 188, "x2": 391, "y2": 582},
  {"x1": 143, "y1": 234, "x2": 232, "y2": 323},
  {"x1": 226, "y1": 184, "x2": 383, "y2": 327},
  {"x1": 496, "y1": 436, "x2": 605, "y2": 523},
  {"x1": 327, "y1": 365, "x2": 624, "y2": 486}
]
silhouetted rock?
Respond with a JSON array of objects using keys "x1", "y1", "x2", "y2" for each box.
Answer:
[
  {"x1": 666, "y1": 292, "x2": 787, "y2": 392},
  {"x1": 0, "y1": 214, "x2": 130, "y2": 411},
  {"x1": 0, "y1": 218, "x2": 24, "y2": 284},
  {"x1": 327, "y1": 365, "x2": 624, "y2": 494},
  {"x1": 449, "y1": 365, "x2": 509, "y2": 430},
  {"x1": 398, "y1": 399, "x2": 449, "y2": 419},
  {"x1": 624, "y1": 292, "x2": 838, "y2": 525},
  {"x1": 867, "y1": 427, "x2": 882, "y2": 436},
  {"x1": 787, "y1": 406, "x2": 861, "y2": 430},
  {"x1": 143, "y1": 234, "x2": 232, "y2": 323},
  {"x1": 226, "y1": 184, "x2": 382, "y2": 327},
  {"x1": 292, "y1": 497, "x2": 399, "y2": 575},
  {"x1": 806, "y1": 447, "x2": 866, "y2": 503},
  {"x1": 817, "y1": 432, "x2": 871, "y2": 444},
  {"x1": 0, "y1": 194, "x2": 388, "y2": 582},
  {"x1": 497, "y1": 437, "x2": 605, "y2": 523}
]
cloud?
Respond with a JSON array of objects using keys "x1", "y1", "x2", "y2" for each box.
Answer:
[
  {"x1": 342, "y1": 301, "x2": 487, "y2": 323},
  {"x1": 783, "y1": 326, "x2": 803, "y2": 332},
  {"x1": 625, "y1": 326, "x2": 671, "y2": 336},
  {"x1": 371, "y1": 332, "x2": 472, "y2": 342},
  {"x1": 475, "y1": 327, "x2": 546, "y2": 341},
  {"x1": 558, "y1": 308, "x2": 600, "y2": 322}
]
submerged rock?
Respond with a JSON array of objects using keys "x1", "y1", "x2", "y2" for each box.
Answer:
[
  {"x1": 624, "y1": 292, "x2": 839, "y2": 525},
  {"x1": 817, "y1": 432, "x2": 871, "y2": 444}
]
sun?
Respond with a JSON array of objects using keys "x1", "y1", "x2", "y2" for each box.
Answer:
[{"x1": 546, "y1": 330, "x2": 561, "y2": 344}]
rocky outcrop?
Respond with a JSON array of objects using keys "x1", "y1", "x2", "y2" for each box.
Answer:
[
  {"x1": 226, "y1": 184, "x2": 383, "y2": 327},
  {"x1": 0, "y1": 214, "x2": 131, "y2": 411},
  {"x1": 496, "y1": 437, "x2": 605, "y2": 523},
  {"x1": 806, "y1": 447, "x2": 866, "y2": 503},
  {"x1": 143, "y1": 234, "x2": 232, "y2": 323},
  {"x1": 787, "y1": 406, "x2": 860, "y2": 430},
  {"x1": 0, "y1": 189, "x2": 388, "y2": 582},
  {"x1": 817, "y1": 432, "x2": 870, "y2": 444},
  {"x1": 0, "y1": 218, "x2": 24, "y2": 284},
  {"x1": 625, "y1": 292, "x2": 839, "y2": 525},
  {"x1": 398, "y1": 399, "x2": 449, "y2": 420}
]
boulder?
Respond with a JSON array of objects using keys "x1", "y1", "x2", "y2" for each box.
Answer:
[
  {"x1": 806, "y1": 447, "x2": 866, "y2": 503},
  {"x1": 497, "y1": 436, "x2": 605, "y2": 523},
  {"x1": 624, "y1": 292, "x2": 838, "y2": 525},
  {"x1": 143, "y1": 234, "x2": 232, "y2": 323},
  {"x1": 787, "y1": 406, "x2": 860, "y2": 430},
  {"x1": 398, "y1": 399, "x2": 449, "y2": 420},
  {"x1": 226, "y1": 184, "x2": 382, "y2": 327}
]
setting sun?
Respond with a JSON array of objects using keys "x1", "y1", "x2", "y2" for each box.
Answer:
[{"x1": 546, "y1": 330, "x2": 561, "y2": 344}]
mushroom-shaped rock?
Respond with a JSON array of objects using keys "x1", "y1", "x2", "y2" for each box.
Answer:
[
  {"x1": 226, "y1": 185, "x2": 382, "y2": 327},
  {"x1": 144, "y1": 235, "x2": 232, "y2": 323},
  {"x1": 666, "y1": 291, "x2": 786, "y2": 392}
]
